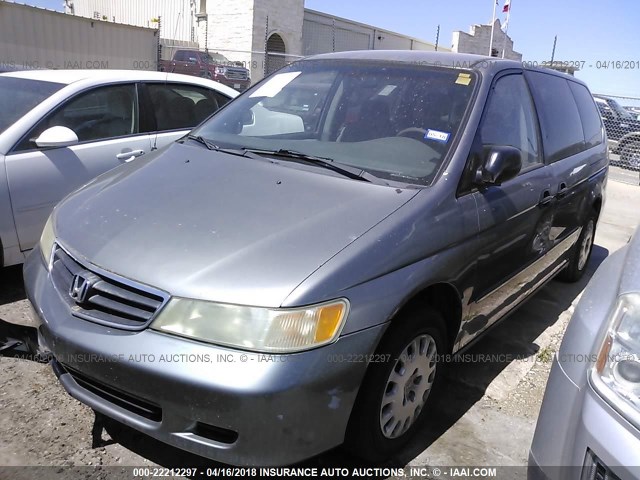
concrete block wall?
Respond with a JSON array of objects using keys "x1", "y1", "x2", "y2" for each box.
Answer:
[
  {"x1": 202, "y1": 0, "x2": 255, "y2": 70},
  {"x1": 452, "y1": 20, "x2": 522, "y2": 61},
  {"x1": 251, "y1": 0, "x2": 304, "y2": 80}
]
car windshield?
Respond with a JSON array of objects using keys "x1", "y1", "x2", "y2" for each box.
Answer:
[
  {"x1": 0, "y1": 76, "x2": 65, "y2": 134},
  {"x1": 205, "y1": 53, "x2": 229, "y2": 64},
  {"x1": 191, "y1": 59, "x2": 477, "y2": 185},
  {"x1": 608, "y1": 97, "x2": 635, "y2": 121}
]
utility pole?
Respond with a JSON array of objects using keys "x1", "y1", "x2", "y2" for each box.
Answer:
[
  {"x1": 489, "y1": 0, "x2": 497, "y2": 56},
  {"x1": 550, "y1": 35, "x2": 557, "y2": 65},
  {"x1": 435, "y1": 25, "x2": 440, "y2": 51}
]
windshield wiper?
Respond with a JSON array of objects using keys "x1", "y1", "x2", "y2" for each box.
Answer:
[
  {"x1": 186, "y1": 134, "x2": 219, "y2": 150},
  {"x1": 184, "y1": 135, "x2": 261, "y2": 159},
  {"x1": 245, "y1": 148, "x2": 384, "y2": 184}
]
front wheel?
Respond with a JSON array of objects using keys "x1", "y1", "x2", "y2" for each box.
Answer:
[
  {"x1": 557, "y1": 212, "x2": 596, "y2": 282},
  {"x1": 345, "y1": 306, "x2": 446, "y2": 462},
  {"x1": 620, "y1": 141, "x2": 640, "y2": 170}
]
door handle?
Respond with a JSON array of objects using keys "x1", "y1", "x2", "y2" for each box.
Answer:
[
  {"x1": 116, "y1": 149, "x2": 145, "y2": 162},
  {"x1": 557, "y1": 182, "x2": 568, "y2": 199},
  {"x1": 538, "y1": 190, "x2": 553, "y2": 207}
]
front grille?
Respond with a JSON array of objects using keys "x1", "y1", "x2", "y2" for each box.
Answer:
[
  {"x1": 225, "y1": 68, "x2": 248, "y2": 81},
  {"x1": 55, "y1": 360, "x2": 162, "y2": 422},
  {"x1": 51, "y1": 245, "x2": 167, "y2": 331}
]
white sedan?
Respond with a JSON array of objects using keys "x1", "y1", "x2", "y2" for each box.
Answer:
[{"x1": 0, "y1": 70, "x2": 238, "y2": 267}]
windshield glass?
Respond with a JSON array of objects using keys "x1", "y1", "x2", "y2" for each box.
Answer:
[
  {"x1": 205, "y1": 53, "x2": 229, "y2": 64},
  {"x1": 608, "y1": 97, "x2": 635, "y2": 121},
  {"x1": 0, "y1": 76, "x2": 65, "y2": 134},
  {"x1": 192, "y1": 59, "x2": 476, "y2": 185}
]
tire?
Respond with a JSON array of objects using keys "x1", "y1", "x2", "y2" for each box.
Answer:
[
  {"x1": 620, "y1": 141, "x2": 640, "y2": 170},
  {"x1": 557, "y1": 211, "x2": 597, "y2": 283},
  {"x1": 344, "y1": 305, "x2": 446, "y2": 462}
]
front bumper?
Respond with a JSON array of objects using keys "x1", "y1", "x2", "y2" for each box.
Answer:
[
  {"x1": 24, "y1": 249, "x2": 385, "y2": 466},
  {"x1": 213, "y1": 75, "x2": 250, "y2": 92},
  {"x1": 529, "y1": 356, "x2": 640, "y2": 479}
]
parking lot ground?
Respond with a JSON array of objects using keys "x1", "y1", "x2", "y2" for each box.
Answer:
[{"x1": 1, "y1": 166, "x2": 639, "y2": 477}]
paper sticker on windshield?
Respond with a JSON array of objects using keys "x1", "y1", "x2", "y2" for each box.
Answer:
[
  {"x1": 378, "y1": 85, "x2": 397, "y2": 96},
  {"x1": 249, "y1": 71, "x2": 302, "y2": 98},
  {"x1": 455, "y1": 73, "x2": 472, "y2": 86},
  {"x1": 425, "y1": 129, "x2": 451, "y2": 143}
]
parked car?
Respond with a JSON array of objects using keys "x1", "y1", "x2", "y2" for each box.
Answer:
[
  {"x1": 0, "y1": 69, "x2": 237, "y2": 267},
  {"x1": 594, "y1": 95, "x2": 640, "y2": 169},
  {"x1": 25, "y1": 50, "x2": 608, "y2": 466},
  {"x1": 624, "y1": 105, "x2": 640, "y2": 120},
  {"x1": 529, "y1": 227, "x2": 640, "y2": 480},
  {"x1": 159, "y1": 49, "x2": 251, "y2": 92}
]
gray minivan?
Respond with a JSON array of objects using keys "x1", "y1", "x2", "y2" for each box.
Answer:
[{"x1": 25, "y1": 51, "x2": 607, "y2": 466}]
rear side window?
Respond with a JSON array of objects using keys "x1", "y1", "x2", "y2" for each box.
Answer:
[
  {"x1": 146, "y1": 83, "x2": 229, "y2": 131},
  {"x1": 568, "y1": 82, "x2": 603, "y2": 148},
  {"x1": 526, "y1": 71, "x2": 585, "y2": 163}
]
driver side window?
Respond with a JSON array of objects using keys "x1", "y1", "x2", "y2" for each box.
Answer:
[
  {"x1": 480, "y1": 74, "x2": 541, "y2": 171},
  {"x1": 14, "y1": 84, "x2": 138, "y2": 152}
]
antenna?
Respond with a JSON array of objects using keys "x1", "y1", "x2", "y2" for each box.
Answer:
[{"x1": 550, "y1": 35, "x2": 557, "y2": 65}]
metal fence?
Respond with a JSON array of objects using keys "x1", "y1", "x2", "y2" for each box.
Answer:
[{"x1": 594, "y1": 94, "x2": 640, "y2": 174}]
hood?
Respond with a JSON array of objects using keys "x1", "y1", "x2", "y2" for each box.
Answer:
[{"x1": 54, "y1": 142, "x2": 416, "y2": 307}]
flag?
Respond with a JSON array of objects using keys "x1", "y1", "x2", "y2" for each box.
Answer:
[{"x1": 503, "y1": 0, "x2": 511, "y2": 13}]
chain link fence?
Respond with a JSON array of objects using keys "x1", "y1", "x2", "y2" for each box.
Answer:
[{"x1": 594, "y1": 94, "x2": 640, "y2": 173}]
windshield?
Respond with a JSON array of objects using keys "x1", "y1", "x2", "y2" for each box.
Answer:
[
  {"x1": 205, "y1": 53, "x2": 229, "y2": 64},
  {"x1": 608, "y1": 97, "x2": 636, "y2": 121},
  {"x1": 191, "y1": 59, "x2": 476, "y2": 185},
  {"x1": 0, "y1": 76, "x2": 65, "y2": 134}
]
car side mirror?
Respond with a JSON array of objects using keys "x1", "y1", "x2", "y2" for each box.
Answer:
[
  {"x1": 188, "y1": 57, "x2": 197, "y2": 64},
  {"x1": 34, "y1": 126, "x2": 79, "y2": 148},
  {"x1": 475, "y1": 146, "x2": 522, "y2": 186}
]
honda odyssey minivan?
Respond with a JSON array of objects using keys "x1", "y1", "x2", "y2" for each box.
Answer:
[{"x1": 25, "y1": 50, "x2": 608, "y2": 466}]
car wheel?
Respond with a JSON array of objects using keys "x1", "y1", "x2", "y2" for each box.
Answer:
[
  {"x1": 344, "y1": 305, "x2": 446, "y2": 462},
  {"x1": 620, "y1": 141, "x2": 640, "y2": 170},
  {"x1": 557, "y1": 212, "x2": 596, "y2": 282}
]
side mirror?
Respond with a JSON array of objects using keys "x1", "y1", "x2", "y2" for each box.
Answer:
[
  {"x1": 34, "y1": 126, "x2": 79, "y2": 148},
  {"x1": 475, "y1": 145, "x2": 522, "y2": 186},
  {"x1": 188, "y1": 57, "x2": 197, "y2": 64}
]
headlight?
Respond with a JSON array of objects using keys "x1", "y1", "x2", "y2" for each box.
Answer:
[
  {"x1": 39, "y1": 214, "x2": 56, "y2": 269},
  {"x1": 151, "y1": 298, "x2": 349, "y2": 353},
  {"x1": 215, "y1": 66, "x2": 226, "y2": 75},
  {"x1": 591, "y1": 293, "x2": 640, "y2": 428}
]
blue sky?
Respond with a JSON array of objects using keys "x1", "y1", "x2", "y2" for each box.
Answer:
[{"x1": 24, "y1": 0, "x2": 640, "y2": 100}]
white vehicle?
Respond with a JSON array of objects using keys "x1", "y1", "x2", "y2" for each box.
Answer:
[{"x1": 0, "y1": 70, "x2": 238, "y2": 267}]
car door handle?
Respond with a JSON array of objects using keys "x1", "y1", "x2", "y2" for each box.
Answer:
[
  {"x1": 116, "y1": 149, "x2": 145, "y2": 162},
  {"x1": 557, "y1": 182, "x2": 568, "y2": 199},
  {"x1": 538, "y1": 190, "x2": 554, "y2": 207}
]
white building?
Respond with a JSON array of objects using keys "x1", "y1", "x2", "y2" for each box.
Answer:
[{"x1": 452, "y1": 19, "x2": 522, "y2": 61}]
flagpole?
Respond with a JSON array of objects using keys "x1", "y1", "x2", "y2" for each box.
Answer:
[
  {"x1": 489, "y1": 0, "x2": 497, "y2": 56},
  {"x1": 501, "y1": 0, "x2": 512, "y2": 58}
]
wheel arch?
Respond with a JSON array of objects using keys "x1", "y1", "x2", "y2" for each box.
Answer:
[
  {"x1": 387, "y1": 282, "x2": 462, "y2": 354},
  {"x1": 618, "y1": 132, "x2": 640, "y2": 151}
]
